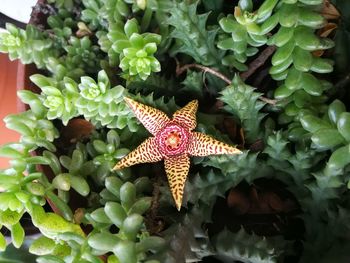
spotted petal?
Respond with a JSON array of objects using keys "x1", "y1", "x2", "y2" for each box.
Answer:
[
  {"x1": 188, "y1": 132, "x2": 242, "y2": 156},
  {"x1": 125, "y1": 97, "x2": 170, "y2": 135},
  {"x1": 164, "y1": 154, "x2": 190, "y2": 211},
  {"x1": 172, "y1": 100, "x2": 198, "y2": 130},
  {"x1": 113, "y1": 137, "x2": 162, "y2": 170}
]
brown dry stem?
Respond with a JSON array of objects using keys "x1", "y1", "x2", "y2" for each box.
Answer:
[
  {"x1": 240, "y1": 45, "x2": 276, "y2": 81},
  {"x1": 176, "y1": 59, "x2": 278, "y2": 105}
]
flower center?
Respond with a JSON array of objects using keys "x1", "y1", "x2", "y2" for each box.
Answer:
[
  {"x1": 156, "y1": 123, "x2": 190, "y2": 156},
  {"x1": 166, "y1": 131, "x2": 181, "y2": 149}
]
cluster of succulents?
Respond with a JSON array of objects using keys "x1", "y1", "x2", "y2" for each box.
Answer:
[
  {"x1": 1, "y1": 0, "x2": 350, "y2": 262},
  {"x1": 75, "y1": 70, "x2": 139, "y2": 129},
  {"x1": 29, "y1": 74, "x2": 79, "y2": 125},
  {"x1": 218, "y1": 1, "x2": 270, "y2": 70},
  {"x1": 47, "y1": 9, "x2": 76, "y2": 45},
  {"x1": 0, "y1": 24, "x2": 57, "y2": 68},
  {"x1": 109, "y1": 18, "x2": 161, "y2": 80},
  {"x1": 4, "y1": 110, "x2": 59, "y2": 152},
  {"x1": 64, "y1": 36, "x2": 101, "y2": 71}
]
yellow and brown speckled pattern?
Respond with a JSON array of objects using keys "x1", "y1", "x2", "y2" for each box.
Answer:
[
  {"x1": 114, "y1": 97, "x2": 242, "y2": 211},
  {"x1": 188, "y1": 132, "x2": 242, "y2": 156},
  {"x1": 172, "y1": 100, "x2": 198, "y2": 130},
  {"x1": 113, "y1": 137, "x2": 162, "y2": 170},
  {"x1": 164, "y1": 154, "x2": 190, "y2": 211},
  {"x1": 124, "y1": 97, "x2": 170, "y2": 135}
]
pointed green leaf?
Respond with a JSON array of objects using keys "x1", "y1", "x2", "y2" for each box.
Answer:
[
  {"x1": 0, "y1": 232, "x2": 6, "y2": 252},
  {"x1": 11, "y1": 222, "x2": 24, "y2": 248}
]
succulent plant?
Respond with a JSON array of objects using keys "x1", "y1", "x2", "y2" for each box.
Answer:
[
  {"x1": 110, "y1": 18, "x2": 161, "y2": 80},
  {"x1": 0, "y1": 23, "x2": 57, "y2": 68},
  {"x1": 168, "y1": 1, "x2": 222, "y2": 67},
  {"x1": 45, "y1": 56, "x2": 86, "y2": 81},
  {"x1": 1, "y1": 0, "x2": 350, "y2": 262},
  {"x1": 220, "y1": 74, "x2": 267, "y2": 142},
  {"x1": 28, "y1": 74, "x2": 80, "y2": 125},
  {"x1": 101, "y1": 0, "x2": 130, "y2": 24},
  {"x1": 87, "y1": 130, "x2": 130, "y2": 185},
  {"x1": 47, "y1": 0, "x2": 76, "y2": 11},
  {"x1": 46, "y1": 9, "x2": 76, "y2": 45},
  {"x1": 81, "y1": 0, "x2": 106, "y2": 30},
  {"x1": 75, "y1": 70, "x2": 139, "y2": 129},
  {"x1": 65, "y1": 36, "x2": 101, "y2": 71},
  {"x1": 218, "y1": 3, "x2": 267, "y2": 70},
  {"x1": 4, "y1": 110, "x2": 59, "y2": 152},
  {"x1": 0, "y1": 168, "x2": 44, "y2": 250},
  {"x1": 268, "y1": 1, "x2": 334, "y2": 123},
  {"x1": 86, "y1": 173, "x2": 166, "y2": 263},
  {"x1": 213, "y1": 228, "x2": 283, "y2": 262}
]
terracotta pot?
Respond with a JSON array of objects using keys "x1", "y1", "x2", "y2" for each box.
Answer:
[
  {"x1": 0, "y1": 3, "x2": 39, "y2": 169},
  {"x1": 0, "y1": 54, "x2": 20, "y2": 168},
  {"x1": 16, "y1": 0, "x2": 45, "y2": 104}
]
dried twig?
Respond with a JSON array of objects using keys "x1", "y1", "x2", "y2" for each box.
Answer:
[
  {"x1": 176, "y1": 59, "x2": 278, "y2": 105},
  {"x1": 240, "y1": 45, "x2": 276, "y2": 81},
  {"x1": 176, "y1": 62, "x2": 232, "y2": 84},
  {"x1": 259, "y1": 96, "x2": 278, "y2": 105}
]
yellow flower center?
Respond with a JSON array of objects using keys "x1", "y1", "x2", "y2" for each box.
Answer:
[{"x1": 166, "y1": 131, "x2": 182, "y2": 149}]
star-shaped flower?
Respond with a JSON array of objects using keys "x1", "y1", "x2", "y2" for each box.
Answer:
[{"x1": 114, "y1": 98, "x2": 242, "y2": 210}]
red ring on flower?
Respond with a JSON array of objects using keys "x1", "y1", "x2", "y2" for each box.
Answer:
[{"x1": 156, "y1": 122, "x2": 190, "y2": 156}]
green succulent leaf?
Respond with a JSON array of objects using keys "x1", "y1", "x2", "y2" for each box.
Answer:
[
  {"x1": 220, "y1": 74, "x2": 266, "y2": 142},
  {"x1": 11, "y1": 222, "x2": 25, "y2": 248},
  {"x1": 88, "y1": 232, "x2": 120, "y2": 252},
  {"x1": 29, "y1": 236, "x2": 56, "y2": 255},
  {"x1": 213, "y1": 228, "x2": 283, "y2": 263},
  {"x1": 168, "y1": 1, "x2": 222, "y2": 66}
]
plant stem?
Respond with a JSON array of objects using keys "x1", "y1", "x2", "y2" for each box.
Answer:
[
  {"x1": 176, "y1": 59, "x2": 277, "y2": 105},
  {"x1": 240, "y1": 45, "x2": 276, "y2": 81},
  {"x1": 259, "y1": 96, "x2": 278, "y2": 105},
  {"x1": 176, "y1": 63, "x2": 232, "y2": 84}
]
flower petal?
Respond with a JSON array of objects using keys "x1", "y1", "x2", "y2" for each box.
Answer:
[
  {"x1": 164, "y1": 154, "x2": 190, "y2": 211},
  {"x1": 172, "y1": 100, "x2": 198, "y2": 130},
  {"x1": 113, "y1": 137, "x2": 162, "y2": 170},
  {"x1": 188, "y1": 132, "x2": 242, "y2": 156},
  {"x1": 124, "y1": 97, "x2": 170, "y2": 135}
]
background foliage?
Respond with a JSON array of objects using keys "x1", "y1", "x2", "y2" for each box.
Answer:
[{"x1": 1, "y1": 0, "x2": 350, "y2": 262}]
